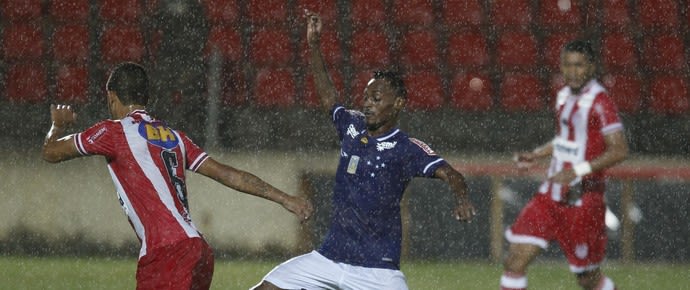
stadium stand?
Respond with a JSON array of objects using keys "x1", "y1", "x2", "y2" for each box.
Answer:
[
  {"x1": 601, "y1": 73, "x2": 642, "y2": 114},
  {"x1": 649, "y1": 74, "x2": 689, "y2": 115},
  {"x1": 495, "y1": 30, "x2": 538, "y2": 69},
  {"x1": 299, "y1": 30, "x2": 343, "y2": 66},
  {"x1": 600, "y1": 0, "x2": 632, "y2": 31},
  {"x1": 403, "y1": 71, "x2": 445, "y2": 111},
  {"x1": 206, "y1": 25, "x2": 243, "y2": 62},
  {"x1": 601, "y1": 32, "x2": 639, "y2": 72},
  {"x1": 392, "y1": 0, "x2": 435, "y2": 27},
  {"x1": 449, "y1": 72, "x2": 494, "y2": 112},
  {"x1": 489, "y1": 0, "x2": 532, "y2": 28},
  {"x1": 350, "y1": 28, "x2": 391, "y2": 69},
  {"x1": 253, "y1": 68, "x2": 296, "y2": 108},
  {"x1": 399, "y1": 29, "x2": 439, "y2": 69},
  {"x1": 2, "y1": 24, "x2": 45, "y2": 61},
  {"x1": 202, "y1": 0, "x2": 240, "y2": 25},
  {"x1": 55, "y1": 64, "x2": 89, "y2": 104},
  {"x1": 52, "y1": 24, "x2": 90, "y2": 62},
  {"x1": 446, "y1": 31, "x2": 490, "y2": 68},
  {"x1": 50, "y1": 0, "x2": 90, "y2": 23},
  {"x1": 100, "y1": 26, "x2": 145, "y2": 64},
  {"x1": 1, "y1": 0, "x2": 42, "y2": 23},
  {"x1": 537, "y1": 0, "x2": 583, "y2": 28},
  {"x1": 303, "y1": 69, "x2": 345, "y2": 108},
  {"x1": 247, "y1": 0, "x2": 289, "y2": 26},
  {"x1": 636, "y1": 0, "x2": 680, "y2": 31},
  {"x1": 298, "y1": 0, "x2": 339, "y2": 27},
  {"x1": 350, "y1": 0, "x2": 386, "y2": 28},
  {"x1": 499, "y1": 73, "x2": 545, "y2": 112},
  {"x1": 5, "y1": 63, "x2": 48, "y2": 103},
  {"x1": 542, "y1": 31, "x2": 580, "y2": 71},
  {"x1": 441, "y1": 0, "x2": 484, "y2": 28},
  {"x1": 249, "y1": 28, "x2": 294, "y2": 67},
  {"x1": 99, "y1": 0, "x2": 142, "y2": 23},
  {"x1": 641, "y1": 34, "x2": 687, "y2": 72}
]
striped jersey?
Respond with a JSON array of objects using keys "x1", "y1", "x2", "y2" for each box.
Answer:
[
  {"x1": 318, "y1": 104, "x2": 448, "y2": 270},
  {"x1": 74, "y1": 110, "x2": 209, "y2": 258},
  {"x1": 540, "y1": 79, "x2": 624, "y2": 202}
]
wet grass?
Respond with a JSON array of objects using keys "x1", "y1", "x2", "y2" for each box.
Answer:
[{"x1": 1, "y1": 256, "x2": 689, "y2": 289}]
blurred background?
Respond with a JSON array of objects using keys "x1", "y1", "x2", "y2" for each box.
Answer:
[{"x1": 0, "y1": 0, "x2": 689, "y2": 267}]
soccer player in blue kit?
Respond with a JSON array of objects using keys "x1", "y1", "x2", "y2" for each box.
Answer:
[{"x1": 252, "y1": 11, "x2": 477, "y2": 290}]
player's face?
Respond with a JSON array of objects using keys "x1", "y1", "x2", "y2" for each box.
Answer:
[
  {"x1": 560, "y1": 51, "x2": 595, "y2": 92},
  {"x1": 362, "y1": 79, "x2": 403, "y2": 134}
]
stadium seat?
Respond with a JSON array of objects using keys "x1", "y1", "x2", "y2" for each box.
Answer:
[
  {"x1": 642, "y1": 34, "x2": 686, "y2": 72},
  {"x1": 100, "y1": 26, "x2": 145, "y2": 64},
  {"x1": 446, "y1": 31, "x2": 490, "y2": 68},
  {"x1": 399, "y1": 29, "x2": 439, "y2": 69},
  {"x1": 303, "y1": 69, "x2": 345, "y2": 108},
  {"x1": 637, "y1": 0, "x2": 679, "y2": 31},
  {"x1": 99, "y1": 0, "x2": 142, "y2": 23},
  {"x1": 548, "y1": 74, "x2": 566, "y2": 98},
  {"x1": 206, "y1": 25, "x2": 243, "y2": 62},
  {"x1": 601, "y1": 0, "x2": 632, "y2": 31},
  {"x1": 542, "y1": 31, "x2": 580, "y2": 71},
  {"x1": 538, "y1": 0, "x2": 583, "y2": 28},
  {"x1": 2, "y1": 25, "x2": 44, "y2": 61},
  {"x1": 298, "y1": 0, "x2": 338, "y2": 26},
  {"x1": 249, "y1": 28, "x2": 293, "y2": 67},
  {"x1": 218, "y1": 63, "x2": 248, "y2": 107},
  {"x1": 392, "y1": 0, "x2": 435, "y2": 27},
  {"x1": 490, "y1": 0, "x2": 532, "y2": 28},
  {"x1": 55, "y1": 65, "x2": 89, "y2": 104},
  {"x1": 203, "y1": 0, "x2": 240, "y2": 24},
  {"x1": 51, "y1": 0, "x2": 90, "y2": 23},
  {"x1": 2, "y1": 0, "x2": 42, "y2": 22},
  {"x1": 52, "y1": 25, "x2": 90, "y2": 62},
  {"x1": 495, "y1": 31, "x2": 538, "y2": 69},
  {"x1": 649, "y1": 75, "x2": 689, "y2": 115},
  {"x1": 601, "y1": 74, "x2": 642, "y2": 113},
  {"x1": 601, "y1": 33, "x2": 638, "y2": 72},
  {"x1": 350, "y1": 0, "x2": 386, "y2": 28},
  {"x1": 449, "y1": 73, "x2": 494, "y2": 111},
  {"x1": 247, "y1": 0, "x2": 288, "y2": 25},
  {"x1": 5, "y1": 63, "x2": 48, "y2": 103},
  {"x1": 350, "y1": 29, "x2": 391, "y2": 69},
  {"x1": 442, "y1": 0, "x2": 484, "y2": 28},
  {"x1": 253, "y1": 68, "x2": 297, "y2": 108},
  {"x1": 403, "y1": 71, "x2": 445, "y2": 111},
  {"x1": 499, "y1": 73, "x2": 545, "y2": 112},
  {"x1": 300, "y1": 30, "x2": 343, "y2": 65}
]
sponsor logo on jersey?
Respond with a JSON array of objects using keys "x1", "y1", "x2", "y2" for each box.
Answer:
[
  {"x1": 376, "y1": 141, "x2": 397, "y2": 151},
  {"x1": 410, "y1": 138, "x2": 437, "y2": 155},
  {"x1": 87, "y1": 127, "x2": 107, "y2": 144},
  {"x1": 138, "y1": 121, "x2": 179, "y2": 149}
]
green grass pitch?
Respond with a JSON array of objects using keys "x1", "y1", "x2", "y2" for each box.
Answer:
[{"x1": 2, "y1": 256, "x2": 689, "y2": 289}]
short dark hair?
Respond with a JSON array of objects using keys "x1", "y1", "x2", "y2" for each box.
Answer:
[
  {"x1": 562, "y1": 40, "x2": 596, "y2": 63},
  {"x1": 373, "y1": 70, "x2": 407, "y2": 99},
  {"x1": 106, "y1": 62, "x2": 149, "y2": 105}
]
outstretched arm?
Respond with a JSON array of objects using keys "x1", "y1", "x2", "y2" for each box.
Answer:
[
  {"x1": 434, "y1": 164, "x2": 476, "y2": 223},
  {"x1": 196, "y1": 158, "x2": 313, "y2": 221},
  {"x1": 305, "y1": 10, "x2": 338, "y2": 113},
  {"x1": 513, "y1": 140, "x2": 554, "y2": 170},
  {"x1": 42, "y1": 104, "x2": 81, "y2": 163}
]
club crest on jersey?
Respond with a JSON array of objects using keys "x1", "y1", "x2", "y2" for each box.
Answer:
[
  {"x1": 410, "y1": 138, "x2": 437, "y2": 155},
  {"x1": 138, "y1": 121, "x2": 179, "y2": 149}
]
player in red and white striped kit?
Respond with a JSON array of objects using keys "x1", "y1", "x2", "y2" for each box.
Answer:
[
  {"x1": 500, "y1": 40, "x2": 629, "y2": 290},
  {"x1": 42, "y1": 62, "x2": 313, "y2": 290}
]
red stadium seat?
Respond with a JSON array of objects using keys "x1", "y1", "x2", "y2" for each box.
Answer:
[
  {"x1": 642, "y1": 34, "x2": 686, "y2": 72},
  {"x1": 450, "y1": 73, "x2": 494, "y2": 111},
  {"x1": 543, "y1": 32, "x2": 579, "y2": 70},
  {"x1": 218, "y1": 63, "x2": 248, "y2": 107},
  {"x1": 403, "y1": 71, "x2": 445, "y2": 111},
  {"x1": 649, "y1": 75, "x2": 689, "y2": 115},
  {"x1": 601, "y1": 33, "x2": 638, "y2": 72},
  {"x1": 100, "y1": 26, "x2": 145, "y2": 64},
  {"x1": 446, "y1": 32, "x2": 489, "y2": 68},
  {"x1": 253, "y1": 68, "x2": 297, "y2": 108},
  {"x1": 490, "y1": 0, "x2": 532, "y2": 28},
  {"x1": 495, "y1": 31, "x2": 538, "y2": 69},
  {"x1": 442, "y1": 0, "x2": 484, "y2": 27},
  {"x1": 247, "y1": 0, "x2": 288, "y2": 25},
  {"x1": 499, "y1": 73, "x2": 545, "y2": 112},
  {"x1": 203, "y1": 0, "x2": 240, "y2": 24},
  {"x1": 399, "y1": 29, "x2": 439, "y2": 69},
  {"x1": 303, "y1": 69, "x2": 345, "y2": 108},
  {"x1": 5, "y1": 63, "x2": 48, "y2": 103},
  {"x1": 350, "y1": 29, "x2": 391, "y2": 69},
  {"x1": 538, "y1": 0, "x2": 583, "y2": 28},
  {"x1": 637, "y1": 0, "x2": 679, "y2": 31},
  {"x1": 249, "y1": 28, "x2": 293, "y2": 67},
  {"x1": 601, "y1": 74, "x2": 642, "y2": 113},
  {"x1": 206, "y1": 25, "x2": 243, "y2": 62},
  {"x1": 99, "y1": 0, "x2": 142, "y2": 23},
  {"x1": 55, "y1": 65, "x2": 89, "y2": 104},
  {"x1": 298, "y1": 0, "x2": 338, "y2": 26},
  {"x1": 51, "y1": 0, "x2": 90, "y2": 23},
  {"x1": 300, "y1": 30, "x2": 343, "y2": 65},
  {"x1": 392, "y1": 0, "x2": 434, "y2": 27},
  {"x1": 52, "y1": 25, "x2": 90, "y2": 62},
  {"x1": 2, "y1": 0, "x2": 41, "y2": 22},
  {"x1": 601, "y1": 0, "x2": 632, "y2": 31},
  {"x1": 350, "y1": 0, "x2": 386, "y2": 28},
  {"x1": 2, "y1": 25, "x2": 44, "y2": 60}
]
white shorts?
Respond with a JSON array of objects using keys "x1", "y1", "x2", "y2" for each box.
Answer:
[{"x1": 254, "y1": 250, "x2": 408, "y2": 290}]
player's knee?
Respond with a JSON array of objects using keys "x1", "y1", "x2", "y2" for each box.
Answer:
[{"x1": 575, "y1": 270, "x2": 600, "y2": 289}]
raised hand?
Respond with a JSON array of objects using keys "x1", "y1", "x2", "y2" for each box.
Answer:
[
  {"x1": 50, "y1": 104, "x2": 77, "y2": 128},
  {"x1": 305, "y1": 9, "x2": 322, "y2": 48}
]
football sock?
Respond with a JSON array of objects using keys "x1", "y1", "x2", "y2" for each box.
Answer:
[
  {"x1": 595, "y1": 276, "x2": 615, "y2": 290},
  {"x1": 500, "y1": 271, "x2": 527, "y2": 290}
]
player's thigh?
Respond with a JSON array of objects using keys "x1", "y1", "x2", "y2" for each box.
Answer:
[{"x1": 343, "y1": 265, "x2": 408, "y2": 290}]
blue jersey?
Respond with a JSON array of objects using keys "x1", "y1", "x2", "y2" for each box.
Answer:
[{"x1": 318, "y1": 104, "x2": 447, "y2": 270}]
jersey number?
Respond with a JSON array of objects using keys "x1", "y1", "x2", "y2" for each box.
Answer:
[{"x1": 161, "y1": 150, "x2": 188, "y2": 209}]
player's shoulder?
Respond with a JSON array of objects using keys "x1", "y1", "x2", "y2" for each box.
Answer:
[{"x1": 406, "y1": 137, "x2": 438, "y2": 156}]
